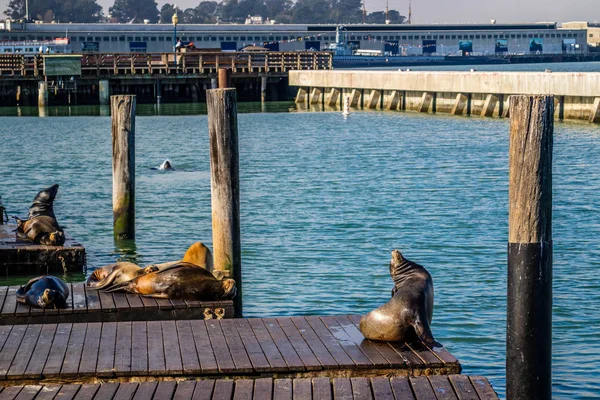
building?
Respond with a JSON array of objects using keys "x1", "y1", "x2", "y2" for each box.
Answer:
[
  {"x1": 0, "y1": 21, "x2": 588, "y2": 55},
  {"x1": 561, "y1": 21, "x2": 600, "y2": 48}
]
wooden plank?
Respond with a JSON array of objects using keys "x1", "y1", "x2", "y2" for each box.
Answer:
[
  {"x1": 303, "y1": 317, "x2": 355, "y2": 368},
  {"x1": 406, "y1": 341, "x2": 443, "y2": 368},
  {"x1": 90, "y1": 382, "x2": 119, "y2": 400},
  {"x1": 219, "y1": 320, "x2": 253, "y2": 373},
  {"x1": 114, "y1": 322, "x2": 132, "y2": 376},
  {"x1": 292, "y1": 378, "x2": 311, "y2": 400},
  {"x1": 189, "y1": 320, "x2": 218, "y2": 374},
  {"x1": 33, "y1": 385, "x2": 62, "y2": 400},
  {"x1": 173, "y1": 381, "x2": 196, "y2": 400},
  {"x1": 448, "y1": 375, "x2": 478, "y2": 400},
  {"x1": 0, "y1": 386, "x2": 23, "y2": 399},
  {"x1": 311, "y1": 378, "x2": 331, "y2": 400},
  {"x1": 58, "y1": 283, "x2": 75, "y2": 316},
  {"x1": 1, "y1": 287, "x2": 19, "y2": 316},
  {"x1": 289, "y1": 317, "x2": 338, "y2": 370},
  {"x1": 169, "y1": 299, "x2": 187, "y2": 309},
  {"x1": 332, "y1": 378, "x2": 352, "y2": 400},
  {"x1": 370, "y1": 377, "x2": 394, "y2": 400},
  {"x1": 262, "y1": 318, "x2": 305, "y2": 371},
  {"x1": 152, "y1": 381, "x2": 177, "y2": 400},
  {"x1": 388, "y1": 342, "x2": 425, "y2": 369},
  {"x1": 409, "y1": 376, "x2": 436, "y2": 400},
  {"x1": 192, "y1": 380, "x2": 215, "y2": 400},
  {"x1": 111, "y1": 292, "x2": 130, "y2": 313},
  {"x1": 97, "y1": 322, "x2": 117, "y2": 377},
  {"x1": 273, "y1": 379, "x2": 292, "y2": 400},
  {"x1": 112, "y1": 383, "x2": 138, "y2": 400},
  {"x1": 390, "y1": 377, "x2": 413, "y2": 400},
  {"x1": 319, "y1": 316, "x2": 372, "y2": 369},
  {"x1": 275, "y1": 318, "x2": 322, "y2": 371},
  {"x1": 147, "y1": 321, "x2": 166, "y2": 375},
  {"x1": 131, "y1": 322, "x2": 148, "y2": 375},
  {"x1": 0, "y1": 326, "x2": 13, "y2": 352},
  {"x1": 14, "y1": 296, "x2": 31, "y2": 318},
  {"x1": 252, "y1": 378, "x2": 273, "y2": 400},
  {"x1": 175, "y1": 320, "x2": 201, "y2": 375},
  {"x1": 72, "y1": 384, "x2": 100, "y2": 400},
  {"x1": 139, "y1": 295, "x2": 159, "y2": 310},
  {"x1": 132, "y1": 382, "x2": 158, "y2": 400},
  {"x1": 205, "y1": 319, "x2": 236, "y2": 373},
  {"x1": 233, "y1": 319, "x2": 271, "y2": 372},
  {"x1": 78, "y1": 323, "x2": 101, "y2": 377},
  {"x1": 53, "y1": 384, "x2": 80, "y2": 400},
  {"x1": 334, "y1": 316, "x2": 402, "y2": 368},
  {"x1": 71, "y1": 283, "x2": 88, "y2": 314},
  {"x1": 0, "y1": 325, "x2": 28, "y2": 379},
  {"x1": 212, "y1": 380, "x2": 235, "y2": 400},
  {"x1": 98, "y1": 290, "x2": 117, "y2": 313},
  {"x1": 7, "y1": 324, "x2": 42, "y2": 378},
  {"x1": 60, "y1": 323, "x2": 86, "y2": 377},
  {"x1": 12, "y1": 385, "x2": 41, "y2": 400},
  {"x1": 0, "y1": 287, "x2": 8, "y2": 316},
  {"x1": 350, "y1": 378, "x2": 373, "y2": 400},
  {"x1": 233, "y1": 379, "x2": 254, "y2": 400},
  {"x1": 468, "y1": 376, "x2": 498, "y2": 400},
  {"x1": 154, "y1": 298, "x2": 173, "y2": 310},
  {"x1": 248, "y1": 318, "x2": 288, "y2": 372},
  {"x1": 125, "y1": 293, "x2": 144, "y2": 311},
  {"x1": 84, "y1": 286, "x2": 101, "y2": 313},
  {"x1": 430, "y1": 346, "x2": 460, "y2": 367},
  {"x1": 161, "y1": 321, "x2": 183, "y2": 374},
  {"x1": 428, "y1": 376, "x2": 458, "y2": 400}
]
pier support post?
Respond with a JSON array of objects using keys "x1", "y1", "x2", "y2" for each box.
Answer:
[
  {"x1": 218, "y1": 68, "x2": 232, "y2": 89},
  {"x1": 295, "y1": 87, "x2": 308, "y2": 104},
  {"x1": 349, "y1": 89, "x2": 361, "y2": 107},
  {"x1": 309, "y1": 87, "x2": 322, "y2": 105},
  {"x1": 451, "y1": 93, "x2": 468, "y2": 115},
  {"x1": 260, "y1": 76, "x2": 267, "y2": 103},
  {"x1": 155, "y1": 80, "x2": 162, "y2": 104},
  {"x1": 418, "y1": 92, "x2": 433, "y2": 113},
  {"x1": 386, "y1": 90, "x2": 400, "y2": 111},
  {"x1": 589, "y1": 97, "x2": 600, "y2": 124},
  {"x1": 367, "y1": 90, "x2": 381, "y2": 109},
  {"x1": 211, "y1": 77, "x2": 218, "y2": 89},
  {"x1": 481, "y1": 94, "x2": 499, "y2": 117},
  {"x1": 111, "y1": 95, "x2": 136, "y2": 240},
  {"x1": 99, "y1": 80, "x2": 110, "y2": 106},
  {"x1": 37, "y1": 81, "x2": 47, "y2": 108},
  {"x1": 327, "y1": 88, "x2": 340, "y2": 107},
  {"x1": 507, "y1": 95, "x2": 553, "y2": 400},
  {"x1": 206, "y1": 88, "x2": 242, "y2": 317}
]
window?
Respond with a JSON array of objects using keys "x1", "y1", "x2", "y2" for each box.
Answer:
[
  {"x1": 204, "y1": 37, "x2": 210, "y2": 41},
  {"x1": 433, "y1": 35, "x2": 438, "y2": 39},
  {"x1": 516, "y1": 34, "x2": 521, "y2": 38},
  {"x1": 451, "y1": 35, "x2": 456, "y2": 39},
  {"x1": 590, "y1": 34, "x2": 594, "y2": 37},
  {"x1": 487, "y1": 34, "x2": 492, "y2": 39},
  {"x1": 211, "y1": 37, "x2": 217, "y2": 41},
  {"x1": 475, "y1": 35, "x2": 480, "y2": 39},
  {"x1": 376, "y1": 36, "x2": 381, "y2": 40},
  {"x1": 283, "y1": 36, "x2": 288, "y2": 40},
  {"x1": 103, "y1": 37, "x2": 109, "y2": 41},
  {"x1": 111, "y1": 37, "x2": 118, "y2": 42},
  {"x1": 427, "y1": 35, "x2": 431, "y2": 39},
  {"x1": 127, "y1": 36, "x2": 133, "y2": 41},
  {"x1": 219, "y1": 36, "x2": 224, "y2": 40},
  {"x1": 383, "y1": 36, "x2": 388, "y2": 40},
  {"x1": 150, "y1": 37, "x2": 156, "y2": 41},
  {"x1": 545, "y1": 34, "x2": 550, "y2": 38},
  {"x1": 142, "y1": 37, "x2": 148, "y2": 41},
  {"x1": 135, "y1": 37, "x2": 141, "y2": 41},
  {"x1": 551, "y1": 34, "x2": 555, "y2": 37},
  {"x1": 240, "y1": 36, "x2": 246, "y2": 40},
  {"x1": 408, "y1": 35, "x2": 413, "y2": 39},
  {"x1": 165, "y1": 37, "x2": 170, "y2": 41},
  {"x1": 402, "y1": 35, "x2": 407, "y2": 40},
  {"x1": 275, "y1": 36, "x2": 280, "y2": 40},
  {"x1": 36, "y1": 36, "x2": 42, "y2": 40},
  {"x1": 226, "y1": 37, "x2": 231, "y2": 40},
  {"x1": 79, "y1": 36, "x2": 85, "y2": 41},
  {"x1": 119, "y1": 36, "x2": 125, "y2": 42},
  {"x1": 458, "y1": 35, "x2": 463, "y2": 39},
  {"x1": 158, "y1": 36, "x2": 164, "y2": 41},
  {"x1": 469, "y1": 35, "x2": 474, "y2": 39},
  {"x1": 510, "y1": 34, "x2": 515, "y2": 38},
  {"x1": 95, "y1": 37, "x2": 101, "y2": 41}
]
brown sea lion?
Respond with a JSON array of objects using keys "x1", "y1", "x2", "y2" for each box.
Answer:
[
  {"x1": 16, "y1": 275, "x2": 70, "y2": 309},
  {"x1": 15, "y1": 184, "x2": 64, "y2": 245},
  {"x1": 144, "y1": 241, "x2": 214, "y2": 272},
  {"x1": 359, "y1": 250, "x2": 438, "y2": 347},
  {"x1": 86, "y1": 262, "x2": 156, "y2": 290},
  {"x1": 105, "y1": 262, "x2": 236, "y2": 301}
]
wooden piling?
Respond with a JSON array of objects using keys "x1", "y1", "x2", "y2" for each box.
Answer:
[
  {"x1": 111, "y1": 95, "x2": 136, "y2": 240},
  {"x1": 206, "y1": 88, "x2": 242, "y2": 317},
  {"x1": 218, "y1": 68, "x2": 232, "y2": 89},
  {"x1": 507, "y1": 95, "x2": 553, "y2": 400}
]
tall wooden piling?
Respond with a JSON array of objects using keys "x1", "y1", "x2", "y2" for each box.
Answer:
[
  {"x1": 507, "y1": 95, "x2": 553, "y2": 400},
  {"x1": 111, "y1": 95, "x2": 136, "y2": 240},
  {"x1": 218, "y1": 68, "x2": 232, "y2": 89},
  {"x1": 206, "y1": 88, "x2": 242, "y2": 317}
]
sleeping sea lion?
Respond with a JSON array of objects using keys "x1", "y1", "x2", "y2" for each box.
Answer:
[
  {"x1": 86, "y1": 262, "x2": 156, "y2": 290},
  {"x1": 15, "y1": 184, "x2": 64, "y2": 246},
  {"x1": 105, "y1": 262, "x2": 236, "y2": 301},
  {"x1": 144, "y1": 241, "x2": 214, "y2": 272},
  {"x1": 359, "y1": 250, "x2": 439, "y2": 347},
  {"x1": 16, "y1": 275, "x2": 70, "y2": 309}
]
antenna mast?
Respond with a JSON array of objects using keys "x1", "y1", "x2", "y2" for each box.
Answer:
[
  {"x1": 385, "y1": 0, "x2": 390, "y2": 24},
  {"x1": 408, "y1": 0, "x2": 412, "y2": 24}
]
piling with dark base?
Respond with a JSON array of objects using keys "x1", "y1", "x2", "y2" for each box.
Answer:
[
  {"x1": 218, "y1": 68, "x2": 232, "y2": 89},
  {"x1": 507, "y1": 95, "x2": 553, "y2": 400},
  {"x1": 111, "y1": 95, "x2": 136, "y2": 240},
  {"x1": 206, "y1": 88, "x2": 242, "y2": 317}
]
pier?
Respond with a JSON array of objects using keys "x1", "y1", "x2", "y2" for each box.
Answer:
[{"x1": 290, "y1": 70, "x2": 600, "y2": 123}]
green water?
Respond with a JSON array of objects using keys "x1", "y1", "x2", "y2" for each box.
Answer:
[{"x1": 0, "y1": 105, "x2": 599, "y2": 398}]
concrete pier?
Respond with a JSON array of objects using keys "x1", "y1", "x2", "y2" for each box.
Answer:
[{"x1": 290, "y1": 70, "x2": 600, "y2": 123}]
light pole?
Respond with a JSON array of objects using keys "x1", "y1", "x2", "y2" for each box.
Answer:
[{"x1": 172, "y1": 8, "x2": 179, "y2": 71}]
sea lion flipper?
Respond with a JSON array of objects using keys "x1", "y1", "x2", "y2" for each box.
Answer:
[{"x1": 141, "y1": 293, "x2": 170, "y2": 299}]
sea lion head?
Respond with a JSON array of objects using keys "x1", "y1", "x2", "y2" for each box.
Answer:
[
  {"x1": 391, "y1": 250, "x2": 405, "y2": 265},
  {"x1": 221, "y1": 279, "x2": 237, "y2": 299},
  {"x1": 158, "y1": 160, "x2": 172, "y2": 170},
  {"x1": 33, "y1": 184, "x2": 59, "y2": 205},
  {"x1": 39, "y1": 231, "x2": 65, "y2": 246},
  {"x1": 39, "y1": 288, "x2": 68, "y2": 309},
  {"x1": 182, "y1": 242, "x2": 213, "y2": 271}
]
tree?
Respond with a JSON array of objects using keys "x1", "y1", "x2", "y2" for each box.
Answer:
[
  {"x1": 290, "y1": 0, "x2": 331, "y2": 23},
  {"x1": 330, "y1": 0, "x2": 362, "y2": 23},
  {"x1": 366, "y1": 10, "x2": 405, "y2": 24},
  {"x1": 109, "y1": 0, "x2": 159, "y2": 23},
  {"x1": 159, "y1": 3, "x2": 176, "y2": 24},
  {"x1": 4, "y1": 0, "x2": 103, "y2": 22}
]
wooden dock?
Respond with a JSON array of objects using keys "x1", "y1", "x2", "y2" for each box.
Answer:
[
  {"x1": 0, "y1": 225, "x2": 86, "y2": 276},
  {"x1": 0, "y1": 375, "x2": 498, "y2": 399},
  {"x1": 0, "y1": 283, "x2": 233, "y2": 325}
]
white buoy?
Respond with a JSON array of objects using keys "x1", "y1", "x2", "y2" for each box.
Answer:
[{"x1": 342, "y1": 95, "x2": 351, "y2": 116}]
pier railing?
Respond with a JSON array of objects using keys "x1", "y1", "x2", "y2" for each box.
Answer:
[{"x1": 0, "y1": 51, "x2": 333, "y2": 77}]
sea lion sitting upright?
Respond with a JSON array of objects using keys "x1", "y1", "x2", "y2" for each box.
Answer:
[
  {"x1": 105, "y1": 262, "x2": 236, "y2": 301},
  {"x1": 86, "y1": 262, "x2": 156, "y2": 290},
  {"x1": 16, "y1": 275, "x2": 70, "y2": 309},
  {"x1": 359, "y1": 250, "x2": 438, "y2": 347},
  {"x1": 15, "y1": 184, "x2": 64, "y2": 246}
]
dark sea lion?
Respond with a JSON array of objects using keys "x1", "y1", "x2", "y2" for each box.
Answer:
[
  {"x1": 86, "y1": 262, "x2": 154, "y2": 290},
  {"x1": 105, "y1": 262, "x2": 236, "y2": 301},
  {"x1": 16, "y1": 275, "x2": 70, "y2": 309},
  {"x1": 15, "y1": 184, "x2": 64, "y2": 246},
  {"x1": 359, "y1": 250, "x2": 438, "y2": 347}
]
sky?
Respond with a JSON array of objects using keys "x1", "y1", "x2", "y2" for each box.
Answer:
[{"x1": 1, "y1": 0, "x2": 599, "y2": 24}]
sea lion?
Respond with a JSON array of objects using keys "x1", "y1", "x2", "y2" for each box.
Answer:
[
  {"x1": 152, "y1": 160, "x2": 173, "y2": 171},
  {"x1": 16, "y1": 275, "x2": 70, "y2": 309},
  {"x1": 15, "y1": 184, "x2": 64, "y2": 246},
  {"x1": 86, "y1": 262, "x2": 156, "y2": 290},
  {"x1": 105, "y1": 262, "x2": 236, "y2": 301},
  {"x1": 144, "y1": 242, "x2": 214, "y2": 272},
  {"x1": 359, "y1": 250, "x2": 438, "y2": 347}
]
